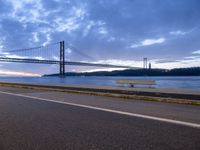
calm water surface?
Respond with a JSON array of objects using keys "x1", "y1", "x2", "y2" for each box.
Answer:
[{"x1": 0, "y1": 76, "x2": 200, "y2": 90}]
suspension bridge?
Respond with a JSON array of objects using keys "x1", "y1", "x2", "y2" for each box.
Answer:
[{"x1": 0, "y1": 41, "x2": 136, "y2": 76}]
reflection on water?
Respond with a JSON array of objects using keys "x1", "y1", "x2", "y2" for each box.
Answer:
[{"x1": 0, "y1": 76, "x2": 200, "y2": 90}]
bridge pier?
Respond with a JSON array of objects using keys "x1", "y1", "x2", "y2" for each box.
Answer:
[{"x1": 60, "y1": 41, "x2": 65, "y2": 77}]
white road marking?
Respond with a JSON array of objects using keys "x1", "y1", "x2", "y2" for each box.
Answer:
[{"x1": 0, "y1": 90, "x2": 200, "y2": 129}]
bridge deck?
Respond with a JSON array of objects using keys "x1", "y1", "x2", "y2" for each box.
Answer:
[{"x1": 0, "y1": 57, "x2": 136, "y2": 68}]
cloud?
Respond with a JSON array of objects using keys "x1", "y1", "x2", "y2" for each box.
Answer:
[
  {"x1": 130, "y1": 38, "x2": 165, "y2": 48},
  {"x1": 52, "y1": 5, "x2": 87, "y2": 33},
  {"x1": 54, "y1": 17, "x2": 80, "y2": 33},
  {"x1": 155, "y1": 59, "x2": 180, "y2": 64},
  {"x1": 82, "y1": 68, "x2": 125, "y2": 73},
  {"x1": 192, "y1": 50, "x2": 200, "y2": 55},
  {"x1": 66, "y1": 48, "x2": 72, "y2": 54},
  {"x1": 0, "y1": 52, "x2": 28, "y2": 59},
  {"x1": 142, "y1": 38, "x2": 165, "y2": 46},
  {"x1": 0, "y1": 52, "x2": 45, "y2": 60},
  {"x1": 5, "y1": 0, "x2": 48, "y2": 24},
  {"x1": 32, "y1": 32, "x2": 39, "y2": 42},
  {"x1": 83, "y1": 21, "x2": 95, "y2": 37},
  {"x1": 184, "y1": 55, "x2": 200, "y2": 60},
  {"x1": 42, "y1": 34, "x2": 52, "y2": 46},
  {"x1": 82, "y1": 20, "x2": 110, "y2": 39},
  {"x1": 154, "y1": 56, "x2": 200, "y2": 69},
  {"x1": 0, "y1": 69, "x2": 41, "y2": 76},
  {"x1": 91, "y1": 59, "x2": 142, "y2": 68},
  {"x1": 98, "y1": 27, "x2": 108, "y2": 35},
  {"x1": 169, "y1": 30, "x2": 188, "y2": 36},
  {"x1": 0, "y1": 41, "x2": 4, "y2": 50},
  {"x1": 0, "y1": 36, "x2": 6, "y2": 50},
  {"x1": 33, "y1": 56, "x2": 45, "y2": 60}
]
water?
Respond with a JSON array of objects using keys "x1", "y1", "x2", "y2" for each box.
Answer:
[{"x1": 0, "y1": 76, "x2": 200, "y2": 90}]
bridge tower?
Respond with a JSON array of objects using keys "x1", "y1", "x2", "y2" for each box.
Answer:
[
  {"x1": 143, "y1": 57, "x2": 148, "y2": 69},
  {"x1": 60, "y1": 41, "x2": 65, "y2": 77}
]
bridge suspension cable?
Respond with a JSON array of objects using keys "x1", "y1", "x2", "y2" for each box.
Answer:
[
  {"x1": 1, "y1": 42, "x2": 60, "y2": 61},
  {"x1": 67, "y1": 44, "x2": 96, "y2": 61},
  {"x1": 2, "y1": 42, "x2": 60, "y2": 53}
]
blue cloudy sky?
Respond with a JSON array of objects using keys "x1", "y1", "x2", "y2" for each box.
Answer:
[{"x1": 0, "y1": 0, "x2": 200, "y2": 75}]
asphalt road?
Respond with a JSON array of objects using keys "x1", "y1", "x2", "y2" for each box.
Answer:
[{"x1": 0, "y1": 86, "x2": 200, "y2": 150}]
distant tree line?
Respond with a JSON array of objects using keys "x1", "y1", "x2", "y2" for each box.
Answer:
[{"x1": 44, "y1": 67, "x2": 200, "y2": 77}]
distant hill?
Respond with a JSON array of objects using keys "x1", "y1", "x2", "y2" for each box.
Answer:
[{"x1": 44, "y1": 67, "x2": 200, "y2": 77}]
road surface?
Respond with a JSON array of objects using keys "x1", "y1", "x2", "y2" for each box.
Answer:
[{"x1": 0, "y1": 86, "x2": 199, "y2": 150}]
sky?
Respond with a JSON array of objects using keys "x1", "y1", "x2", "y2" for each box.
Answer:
[{"x1": 0, "y1": 0, "x2": 200, "y2": 76}]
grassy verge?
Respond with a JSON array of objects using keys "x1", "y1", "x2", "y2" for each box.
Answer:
[{"x1": 0, "y1": 83, "x2": 200, "y2": 106}]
